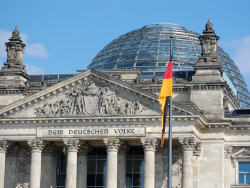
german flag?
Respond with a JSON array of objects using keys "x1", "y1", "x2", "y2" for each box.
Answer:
[{"x1": 158, "y1": 61, "x2": 173, "y2": 147}]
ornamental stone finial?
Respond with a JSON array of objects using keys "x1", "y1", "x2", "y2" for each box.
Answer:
[
  {"x1": 0, "y1": 140, "x2": 8, "y2": 153},
  {"x1": 12, "y1": 26, "x2": 20, "y2": 38},
  {"x1": 27, "y1": 139, "x2": 44, "y2": 153},
  {"x1": 205, "y1": 19, "x2": 214, "y2": 32},
  {"x1": 192, "y1": 20, "x2": 224, "y2": 83},
  {"x1": 200, "y1": 19, "x2": 219, "y2": 59},
  {"x1": 104, "y1": 138, "x2": 120, "y2": 152},
  {"x1": 141, "y1": 137, "x2": 158, "y2": 151},
  {"x1": 198, "y1": 19, "x2": 220, "y2": 62},
  {"x1": 63, "y1": 139, "x2": 80, "y2": 152}
]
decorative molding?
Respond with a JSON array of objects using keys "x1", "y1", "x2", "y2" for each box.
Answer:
[{"x1": 233, "y1": 148, "x2": 250, "y2": 158}]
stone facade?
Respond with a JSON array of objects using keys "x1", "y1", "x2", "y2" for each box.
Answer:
[{"x1": 0, "y1": 21, "x2": 249, "y2": 188}]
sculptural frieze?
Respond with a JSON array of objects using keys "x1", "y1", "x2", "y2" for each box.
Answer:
[{"x1": 35, "y1": 78, "x2": 147, "y2": 117}]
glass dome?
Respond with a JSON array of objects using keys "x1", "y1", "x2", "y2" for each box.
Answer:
[{"x1": 88, "y1": 23, "x2": 250, "y2": 108}]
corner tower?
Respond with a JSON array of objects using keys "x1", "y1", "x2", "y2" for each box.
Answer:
[
  {"x1": 191, "y1": 20, "x2": 239, "y2": 119},
  {"x1": 0, "y1": 27, "x2": 30, "y2": 87},
  {"x1": 0, "y1": 27, "x2": 30, "y2": 106}
]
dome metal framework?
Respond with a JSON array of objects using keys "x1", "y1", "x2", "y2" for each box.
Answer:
[{"x1": 88, "y1": 23, "x2": 250, "y2": 108}]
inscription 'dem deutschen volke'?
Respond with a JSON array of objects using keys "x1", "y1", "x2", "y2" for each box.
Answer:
[{"x1": 37, "y1": 127, "x2": 145, "y2": 138}]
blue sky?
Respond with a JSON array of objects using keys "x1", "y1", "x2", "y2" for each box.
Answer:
[{"x1": 0, "y1": 0, "x2": 250, "y2": 89}]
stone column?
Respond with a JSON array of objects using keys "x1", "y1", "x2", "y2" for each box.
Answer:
[
  {"x1": 118, "y1": 143, "x2": 128, "y2": 188},
  {"x1": 181, "y1": 138, "x2": 195, "y2": 188},
  {"x1": 0, "y1": 140, "x2": 8, "y2": 188},
  {"x1": 141, "y1": 137, "x2": 158, "y2": 188},
  {"x1": 77, "y1": 142, "x2": 88, "y2": 188},
  {"x1": 28, "y1": 139, "x2": 44, "y2": 188},
  {"x1": 104, "y1": 138, "x2": 120, "y2": 188},
  {"x1": 64, "y1": 139, "x2": 80, "y2": 188}
]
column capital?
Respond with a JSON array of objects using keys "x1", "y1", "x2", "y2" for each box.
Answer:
[
  {"x1": 63, "y1": 139, "x2": 80, "y2": 152},
  {"x1": 141, "y1": 137, "x2": 158, "y2": 151},
  {"x1": 0, "y1": 140, "x2": 8, "y2": 153},
  {"x1": 104, "y1": 138, "x2": 120, "y2": 152},
  {"x1": 27, "y1": 139, "x2": 44, "y2": 153},
  {"x1": 179, "y1": 137, "x2": 195, "y2": 151}
]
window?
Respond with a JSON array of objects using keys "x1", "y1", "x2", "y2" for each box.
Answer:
[
  {"x1": 87, "y1": 147, "x2": 107, "y2": 188},
  {"x1": 56, "y1": 147, "x2": 67, "y2": 188},
  {"x1": 239, "y1": 162, "x2": 250, "y2": 184},
  {"x1": 126, "y1": 147, "x2": 144, "y2": 188}
]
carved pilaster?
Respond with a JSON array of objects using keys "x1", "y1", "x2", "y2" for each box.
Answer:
[
  {"x1": 0, "y1": 140, "x2": 8, "y2": 153},
  {"x1": 63, "y1": 139, "x2": 80, "y2": 152},
  {"x1": 17, "y1": 147, "x2": 30, "y2": 184},
  {"x1": 193, "y1": 142, "x2": 201, "y2": 156},
  {"x1": 119, "y1": 142, "x2": 129, "y2": 153},
  {"x1": 141, "y1": 137, "x2": 158, "y2": 151},
  {"x1": 7, "y1": 143, "x2": 19, "y2": 157},
  {"x1": 224, "y1": 145, "x2": 233, "y2": 159},
  {"x1": 78, "y1": 141, "x2": 89, "y2": 155},
  {"x1": 43, "y1": 143, "x2": 55, "y2": 156},
  {"x1": 104, "y1": 138, "x2": 120, "y2": 152},
  {"x1": 27, "y1": 139, "x2": 44, "y2": 153}
]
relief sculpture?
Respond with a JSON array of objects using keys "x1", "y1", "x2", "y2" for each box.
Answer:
[{"x1": 35, "y1": 78, "x2": 146, "y2": 117}]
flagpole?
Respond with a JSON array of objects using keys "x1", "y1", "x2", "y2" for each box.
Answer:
[{"x1": 168, "y1": 36, "x2": 174, "y2": 188}]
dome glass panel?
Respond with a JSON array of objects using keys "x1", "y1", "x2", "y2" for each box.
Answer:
[{"x1": 88, "y1": 23, "x2": 250, "y2": 108}]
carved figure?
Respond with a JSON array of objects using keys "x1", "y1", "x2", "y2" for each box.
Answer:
[
  {"x1": 16, "y1": 183, "x2": 29, "y2": 188},
  {"x1": 35, "y1": 78, "x2": 146, "y2": 117}
]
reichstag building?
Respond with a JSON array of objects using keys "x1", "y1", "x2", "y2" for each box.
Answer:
[{"x1": 0, "y1": 20, "x2": 249, "y2": 188}]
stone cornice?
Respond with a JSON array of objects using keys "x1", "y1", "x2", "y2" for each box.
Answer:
[
  {"x1": 0, "y1": 114, "x2": 248, "y2": 131},
  {"x1": 0, "y1": 115, "x2": 205, "y2": 126},
  {"x1": 0, "y1": 87, "x2": 28, "y2": 95}
]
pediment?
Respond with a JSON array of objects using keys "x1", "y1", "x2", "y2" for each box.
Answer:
[
  {"x1": 0, "y1": 70, "x2": 160, "y2": 118},
  {"x1": 0, "y1": 70, "x2": 197, "y2": 119},
  {"x1": 233, "y1": 148, "x2": 250, "y2": 157}
]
